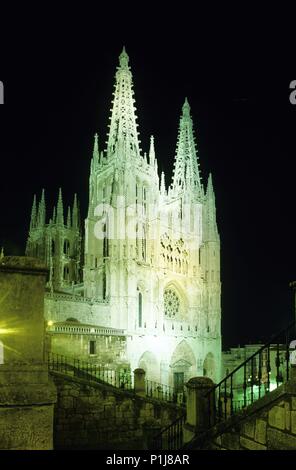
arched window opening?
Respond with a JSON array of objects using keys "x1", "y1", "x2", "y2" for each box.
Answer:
[
  {"x1": 143, "y1": 187, "x2": 147, "y2": 214},
  {"x1": 103, "y1": 222, "x2": 109, "y2": 258},
  {"x1": 51, "y1": 240, "x2": 55, "y2": 255},
  {"x1": 136, "y1": 184, "x2": 139, "y2": 211},
  {"x1": 102, "y1": 268, "x2": 107, "y2": 300},
  {"x1": 142, "y1": 225, "x2": 146, "y2": 261},
  {"x1": 135, "y1": 223, "x2": 139, "y2": 256},
  {"x1": 138, "y1": 289, "x2": 143, "y2": 328},
  {"x1": 63, "y1": 265, "x2": 70, "y2": 280},
  {"x1": 64, "y1": 239, "x2": 70, "y2": 255}
]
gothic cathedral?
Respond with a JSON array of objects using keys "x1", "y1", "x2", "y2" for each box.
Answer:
[{"x1": 26, "y1": 48, "x2": 221, "y2": 386}]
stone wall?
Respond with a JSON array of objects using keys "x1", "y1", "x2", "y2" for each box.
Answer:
[
  {"x1": 212, "y1": 394, "x2": 296, "y2": 450},
  {"x1": 0, "y1": 257, "x2": 57, "y2": 450},
  {"x1": 48, "y1": 329, "x2": 127, "y2": 366},
  {"x1": 45, "y1": 294, "x2": 110, "y2": 326},
  {"x1": 0, "y1": 364, "x2": 57, "y2": 449},
  {"x1": 52, "y1": 371, "x2": 183, "y2": 450}
]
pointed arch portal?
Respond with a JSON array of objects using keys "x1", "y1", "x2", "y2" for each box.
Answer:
[
  {"x1": 170, "y1": 340, "x2": 196, "y2": 389},
  {"x1": 138, "y1": 351, "x2": 159, "y2": 382},
  {"x1": 203, "y1": 352, "x2": 216, "y2": 381}
]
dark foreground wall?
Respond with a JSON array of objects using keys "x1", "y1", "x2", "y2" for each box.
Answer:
[
  {"x1": 0, "y1": 257, "x2": 57, "y2": 450},
  {"x1": 52, "y1": 371, "x2": 183, "y2": 450}
]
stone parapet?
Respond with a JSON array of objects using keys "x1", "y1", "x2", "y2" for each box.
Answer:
[{"x1": 0, "y1": 256, "x2": 57, "y2": 449}]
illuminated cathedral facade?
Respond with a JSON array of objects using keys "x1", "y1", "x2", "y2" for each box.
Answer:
[{"x1": 26, "y1": 48, "x2": 222, "y2": 387}]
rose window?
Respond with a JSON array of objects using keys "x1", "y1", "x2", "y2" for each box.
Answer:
[{"x1": 164, "y1": 289, "x2": 180, "y2": 318}]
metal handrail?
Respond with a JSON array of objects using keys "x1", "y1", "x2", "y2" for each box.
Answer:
[
  {"x1": 48, "y1": 352, "x2": 186, "y2": 403},
  {"x1": 48, "y1": 352, "x2": 133, "y2": 390},
  {"x1": 145, "y1": 379, "x2": 186, "y2": 405},
  {"x1": 205, "y1": 320, "x2": 296, "y2": 426},
  {"x1": 151, "y1": 412, "x2": 186, "y2": 450},
  {"x1": 215, "y1": 321, "x2": 295, "y2": 389}
]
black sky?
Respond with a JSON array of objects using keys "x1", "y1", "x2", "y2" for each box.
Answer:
[{"x1": 0, "y1": 5, "x2": 296, "y2": 349}]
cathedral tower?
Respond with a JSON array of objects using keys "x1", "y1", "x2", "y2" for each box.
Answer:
[{"x1": 82, "y1": 48, "x2": 222, "y2": 386}]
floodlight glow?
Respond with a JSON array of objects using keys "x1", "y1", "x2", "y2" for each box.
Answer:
[
  {"x1": 0, "y1": 319, "x2": 25, "y2": 336},
  {"x1": 0, "y1": 327, "x2": 19, "y2": 335}
]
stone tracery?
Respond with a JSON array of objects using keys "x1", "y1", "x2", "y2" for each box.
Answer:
[
  {"x1": 164, "y1": 288, "x2": 180, "y2": 318},
  {"x1": 160, "y1": 234, "x2": 189, "y2": 274}
]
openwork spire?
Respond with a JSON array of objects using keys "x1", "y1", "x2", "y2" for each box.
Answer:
[
  {"x1": 72, "y1": 193, "x2": 79, "y2": 229},
  {"x1": 149, "y1": 135, "x2": 155, "y2": 165},
  {"x1": 29, "y1": 194, "x2": 37, "y2": 230},
  {"x1": 172, "y1": 98, "x2": 202, "y2": 200},
  {"x1": 91, "y1": 133, "x2": 100, "y2": 173},
  {"x1": 37, "y1": 189, "x2": 46, "y2": 227},
  {"x1": 93, "y1": 133, "x2": 99, "y2": 159},
  {"x1": 160, "y1": 171, "x2": 166, "y2": 196},
  {"x1": 67, "y1": 206, "x2": 71, "y2": 227},
  {"x1": 56, "y1": 188, "x2": 64, "y2": 225},
  {"x1": 106, "y1": 47, "x2": 141, "y2": 158},
  {"x1": 52, "y1": 206, "x2": 56, "y2": 225},
  {"x1": 205, "y1": 173, "x2": 219, "y2": 240}
]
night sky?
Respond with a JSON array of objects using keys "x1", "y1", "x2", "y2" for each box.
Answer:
[{"x1": 0, "y1": 6, "x2": 296, "y2": 350}]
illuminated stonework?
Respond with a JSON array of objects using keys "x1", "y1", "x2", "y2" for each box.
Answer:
[
  {"x1": 27, "y1": 47, "x2": 222, "y2": 386},
  {"x1": 26, "y1": 190, "x2": 82, "y2": 292}
]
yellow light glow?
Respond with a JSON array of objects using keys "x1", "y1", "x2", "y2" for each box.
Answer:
[
  {"x1": 47, "y1": 321, "x2": 54, "y2": 327},
  {"x1": 0, "y1": 318, "x2": 24, "y2": 336},
  {"x1": 0, "y1": 327, "x2": 19, "y2": 335}
]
